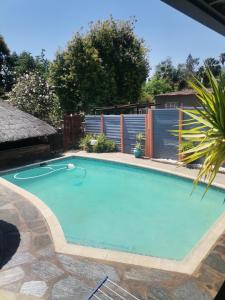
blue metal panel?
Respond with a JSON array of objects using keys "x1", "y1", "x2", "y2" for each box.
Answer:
[
  {"x1": 85, "y1": 115, "x2": 101, "y2": 135},
  {"x1": 124, "y1": 115, "x2": 146, "y2": 154},
  {"x1": 104, "y1": 115, "x2": 121, "y2": 150},
  {"x1": 153, "y1": 109, "x2": 179, "y2": 159}
]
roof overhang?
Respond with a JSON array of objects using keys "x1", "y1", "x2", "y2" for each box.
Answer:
[{"x1": 161, "y1": 0, "x2": 225, "y2": 37}]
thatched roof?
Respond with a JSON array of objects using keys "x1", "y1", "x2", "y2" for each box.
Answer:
[{"x1": 0, "y1": 100, "x2": 56, "y2": 143}]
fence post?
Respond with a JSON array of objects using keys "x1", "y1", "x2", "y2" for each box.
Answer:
[
  {"x1": 145, "y1": 113, "x2": 149, "y2": 157},
  {"x1": 120, "y1": 114, "x2": 125, "y2": 153},
  {"x1": 178, "y1": 109, "x2": 183, "y2": 161},
  {"x1": 145, "y1": 109, "x2": 153, "y2": 158},
  {"x1": 100, "y1": 114, "x2": 104, "y2": 134}
]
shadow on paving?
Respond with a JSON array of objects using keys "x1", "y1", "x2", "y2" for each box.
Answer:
[{"x1": 0, "y1": 220, "x2": 20, "y2": 269}]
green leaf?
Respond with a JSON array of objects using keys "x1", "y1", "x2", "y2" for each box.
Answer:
[{"x1": 173, "y1": 67, "x2": 225, "y2": 196}]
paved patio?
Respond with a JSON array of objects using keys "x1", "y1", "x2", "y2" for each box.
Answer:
[{"x1": 0, "y1": 153, "x2": 224, "y2": 299}]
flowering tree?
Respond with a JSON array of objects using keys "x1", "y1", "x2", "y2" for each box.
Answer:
[{"x1": 8, "y1": 71, "x2": 61, "y2": 126}]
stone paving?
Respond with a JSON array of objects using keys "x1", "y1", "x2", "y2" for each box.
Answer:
[{"x1": 0, "y1": 159, "x2": 225, "y2": 299}]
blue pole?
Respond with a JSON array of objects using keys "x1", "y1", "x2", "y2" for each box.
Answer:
[{"x1": 86, "y1": 276, "x2": 108, "y2": 300}]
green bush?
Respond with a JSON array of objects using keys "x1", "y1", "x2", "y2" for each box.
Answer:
[
  {"x1": 79, "y1": 134, "x2": 94, "y2": 152},
  {"x1": 80, "y1": 134, "x2": 117, "y2": 153},
  {"x1": 93, "y1": 134, "x2": 117, "y2": 153}
]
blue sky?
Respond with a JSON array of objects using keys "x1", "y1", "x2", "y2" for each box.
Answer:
[{"x1": 1, "y1": 0, "x2": 224, "y2": 74}]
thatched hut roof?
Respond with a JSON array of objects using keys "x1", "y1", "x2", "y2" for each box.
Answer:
[{"x1": 0, "y1": 100, "x2": 56, "y2": 143}]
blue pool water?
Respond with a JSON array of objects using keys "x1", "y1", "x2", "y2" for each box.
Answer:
[{"x1": 2, "y1": 157, "x2": 225, "y2": 260}]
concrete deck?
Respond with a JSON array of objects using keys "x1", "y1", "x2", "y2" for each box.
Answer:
[{"x1": 0, "y1": 152, "x2": 224, "y2": 299}]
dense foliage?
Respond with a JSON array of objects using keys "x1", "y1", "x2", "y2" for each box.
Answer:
[
  {"x1": 0, "y1": 35, "x2": 50, "y2": 96},
  {"x1": 142, "y1": 54, "x2": 224, "y2": 99},
  {"x1": 8, "y1": 71, "x2": 61, "y2": 126},
  {"x1": 0, "y1": 35, "x2": 11, "y2": 95},
  {"x1": 1, "y1": 31, "x2": 225, "y2": 114},
  {"x1": 79, "y1": 134, "x2": 117, "y2": 152},
  {"x1": 143, "y1": 75, "x2": 173, "y2": 96},
  {"x1": 50, "y1": 17, "x2": 149, "y2": 113}
]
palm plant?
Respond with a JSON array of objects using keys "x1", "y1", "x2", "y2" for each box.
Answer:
[{"x1": 177, "y1": 68, "x2": 225, "y2": 194}]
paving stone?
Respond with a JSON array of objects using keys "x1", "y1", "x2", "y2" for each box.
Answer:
[
  {"x1": 0, "y1": 266, "x2": 24, "y2": 287},
  {"x1": 147, "y1": 287, "x2": 172, "y2": 300},
  {"x1": 33, "y1": 234, "x2": 51, "y2": 250},
  {"x1": 52, "y1": 276, "x2": 90, "y2": 300},
  {"x1": 0, "y1": 198, "x2": 9, "y2": 207},
  {"x1": 0, "y1": 188, "x2": 25, "y2": 203},
  {"x1": 4, "y1": 251, "x2": 35, "y2": 269},
  {"x1": 2, "y1": 280, "x2": 23, "y2": 293},
  {"x1": 0, "y1": 203, "x2": 14, "y2": 210},
  {"x1": 31, "y1": 261, "x2": 64, "y2": 281},
  {"x1": 31, "y1": 225, "x2": 48, "y2": 234},
  {"x1": 37, "y1": 247, "x2": 55, "y2": 258},
  {"x1": 26, "y1": 219, "x2": 45, "y2": 232},
  {"x1": 0, "y1": 209, "x2": 21, "y2": 227},
  {"x1": 172, "y1": 280, "x2": 212, "y2": 300},
  {"x1": 205, "y1": 253, "x2": 225, "y2": 274},
  {"x1": 214, "y1": 245, "x2": 225, "y2": 256},
  {"x1": 20, "y1": 281, "x2": 48, "y2": 298},
  {"x1": 125, "y1": 268, "x2": 174, "y2": 283},
  {"x1": 0, "y1": 289, "x2": 40, "y2": 300},
  {"x1": 58, "y1": 254, "x2": 119, "y2": 282},
  {"x1": 17, "y1": 232, "x2": 31, "y2": 252},
  {"x1": 14, "y1": 201, "x2": 40, "y2": 222},
  {"x1": 196, "y1": 264, "x2": 224, "y2": 292}
]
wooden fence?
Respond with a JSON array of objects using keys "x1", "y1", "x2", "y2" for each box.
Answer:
[{"x1": 63, "y1": 114, "x2": 82, "y2": 150}]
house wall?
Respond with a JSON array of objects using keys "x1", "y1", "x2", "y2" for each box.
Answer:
[
  {"x1": 155, "y1": 94, "x2": 198, "y2": 108},
  {"x1": 0, "y1": 144, "x2": 51, "y2": 170}
]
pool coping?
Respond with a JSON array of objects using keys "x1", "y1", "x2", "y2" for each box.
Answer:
[{"x1": 0, "y1": 152, "x2": 225, "y2": 275}]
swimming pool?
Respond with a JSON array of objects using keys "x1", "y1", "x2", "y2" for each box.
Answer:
[{"x1": 2, "y1": 156, "x2": 225, "y2": 261}]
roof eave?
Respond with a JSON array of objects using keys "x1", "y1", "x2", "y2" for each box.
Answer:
[{"x1": 161, "y1": 0, "x2": 225, "y2": 37}]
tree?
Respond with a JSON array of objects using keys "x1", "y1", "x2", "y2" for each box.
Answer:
[
  {"x1": 176, "y1": 63, "x2": 188, "y2": 90},
  {"x1": 204, "y1": 57, "x2": 221, "y2": 76},
  {"x1": 155, "y1": 58, "x2": 177, "y2": 84},
  {"x1": 35, "y1": 49, "x2": 49, "y2": 78},
  {"x1": 185, "y1": 54, "x2": 199, "y2": 76},
  {"x1": 13, "y1": 51, "x2": 36, "y2": 76},
  {"x1": 50, "y1": 17, "x2": 149, "y2": 113},
  {"x1": 197, "y1": 58, "x2": 221, "y2": 86},
  {"x1": 10, "y1": 49, "x2": 49, "y2": 80},
  {"x1": 219, "y1": 53, "x2": 225, "y2": 67},
  {"x1": 143, "y1": 75, "x2": 173, "y2": 96},
  {"x1": 177, "y1": 69, "x2": 225, "y2": 194},
  {"x1": 0, "y1": 35, "x2": 10, "y2": 95},
  {"x1": 8, "y1": 71, "x2": 61, "y2": 126}
]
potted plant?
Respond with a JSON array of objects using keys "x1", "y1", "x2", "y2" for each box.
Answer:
[{"x1": 134, "y1": 133, "x2": 144, "y2": 158}]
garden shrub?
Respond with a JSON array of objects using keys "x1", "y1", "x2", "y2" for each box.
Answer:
[
  {"x1": 79, "y1": 134, "x2": 117, "y2": 153},
  {"x1": 93, "y1": 134, "x2": 117, "y2": 153},
  {"x1": 79, "y1": 134, "x2": 93, "y2": 152}
]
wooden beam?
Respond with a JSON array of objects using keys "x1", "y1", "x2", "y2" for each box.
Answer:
[
  {"x1": 100, "y1": 114, "x2": 104, "y2": 134},
  {"x1": 145, "y1": 109, "x2": 153, "y2": 158}
]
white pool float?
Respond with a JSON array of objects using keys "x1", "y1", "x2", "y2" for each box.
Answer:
[{"x1": 67, "y1": 163, "x2": 75, "y2": 169}]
